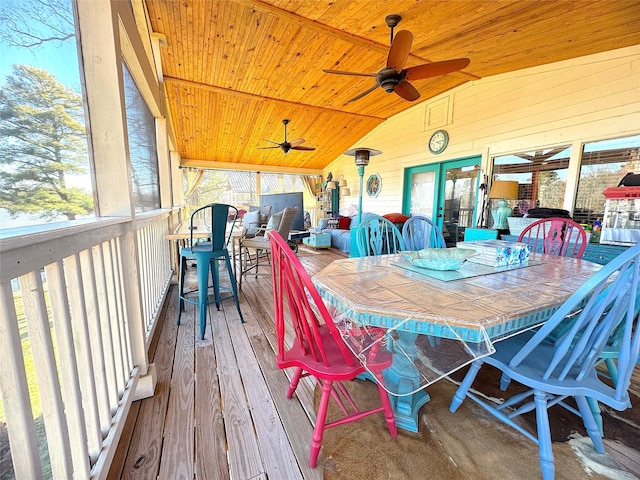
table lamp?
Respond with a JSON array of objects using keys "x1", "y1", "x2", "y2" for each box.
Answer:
[
  {"x1": 343, "y1": 148, "x2": 382, "y2": 224},
  {"x1": 488, "y1": 180, "x2": 519, "y2": 230}
]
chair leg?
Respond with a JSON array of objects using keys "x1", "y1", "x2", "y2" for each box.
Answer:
[
  {"x1": 223, "y1": 253, "x2": 244, "y2": 323},
  {"x1": 196, "y1": 255, "x2": 209, "y2": 340},
  {"x1": 533, "y1": 389, "x2": 555, "y2": 480},
  {"x1": 177, "y1": 254, "x2": 187, "y2": 325},
  {"x1": 373, "y1": 374, "x2": 398, "y2": 437},
  {"x1": 310, "y1": 378, "x2": 333, "y2": 468},
  {"x1": 287, "y1": 367, "x2": 305, "y2": 399},
  {"x1": 577, "y1": 395, "x2": 605, "y2": 453},
  {"x1": 450, "y1": 360, "x2": 483, "y2": 412},
  {"x1": 586, "y1": 396, "x2": 604, "y2": 437},
  {"x1": 211, "y1": 257, "x2": 221, "y2": 310}
]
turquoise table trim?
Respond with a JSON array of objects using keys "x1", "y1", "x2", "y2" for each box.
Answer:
[{"x1": 313, "y1": 252, "x2": 602, "y2": 432}]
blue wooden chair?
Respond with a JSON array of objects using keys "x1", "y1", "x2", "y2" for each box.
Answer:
[
  {"x1": 356, "y1": 214, "x2": 405, "y2": 256},
  {"x1": 402, "y1": 214, "x2": 446, "y2": 250},
  {"x1": 449, "y1": 242, "x2": 640, "y2": 480},
  {"x1": 177, "y1": 203, "x2": 244, "y2": 339}
]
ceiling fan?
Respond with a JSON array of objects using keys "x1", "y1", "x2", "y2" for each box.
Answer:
[
  {"x1": 323, "y1": 14, "x2": 470, "y2": 103},
  {"x1": 258, "y1": 119, "x2": 316, "y2": 154}
]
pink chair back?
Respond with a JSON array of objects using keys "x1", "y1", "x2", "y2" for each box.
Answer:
[
  {"x1": 518, "y1": 217, "x2": 587, "y2": 259},
  {"x1": 267, "y1": 230, "x2": 358, "y2": 370}
]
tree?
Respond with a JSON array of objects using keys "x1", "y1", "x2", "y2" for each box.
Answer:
[
  {"x1": 0, "y1": 64, "x2": 93, "y2": 220},
  {"x1": 0, "y1": 0, "x2": 75, "y2": 49}
]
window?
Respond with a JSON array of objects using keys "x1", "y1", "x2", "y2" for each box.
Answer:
[
  {"x1": 122, "y1": 63, "x2": 160, "y2": 212},
  {"x1": 574, "y1": 135, "x2": 640, "y2": 224},
  {"x1": 0, "y1": 0, "x2": 93, "y2": 230},
  {"x1": 491, "y1": 145, "x2": 572, "y2": 216}
]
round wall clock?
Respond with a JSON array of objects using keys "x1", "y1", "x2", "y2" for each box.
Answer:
[
  {"x1": 366, "y1": 173, "x2": 381, "y2": 197},
  {"x1": 428, "y1": 129, "x2": 449, "y2": 154}
]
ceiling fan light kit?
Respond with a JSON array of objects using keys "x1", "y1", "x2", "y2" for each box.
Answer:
[
  {"x1": 323, "y1": 15, "x2": 470, "y2": 103},
  {"x1": 258, "y1": 119, "x2": 316, "y2": 154}
]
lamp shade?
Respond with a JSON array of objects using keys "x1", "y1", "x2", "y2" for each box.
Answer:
[
  {"x1": 488, "y1": 180, "x2": 519, "y2": 199},
  {"x1": 338, "y1": 178, "x2": 348, "y2": 187},
  {"x1": 326, "y1": 181, "x2": 337, "y2": 190},
  {"x1": 340, "y1": 187, "x2": 351, "y2": 196}
]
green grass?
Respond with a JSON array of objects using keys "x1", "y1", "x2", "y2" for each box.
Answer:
[
  {"x1": 0, "y1": 287, "x2": 52, "y2": 479},
  {"x1": 0, "y1": 290, "x2": 42, "y2": 423}
]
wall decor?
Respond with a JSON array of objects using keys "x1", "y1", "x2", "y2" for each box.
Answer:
[{"x1": 366, "y1": 173, "x2": 382, "y2": 197}]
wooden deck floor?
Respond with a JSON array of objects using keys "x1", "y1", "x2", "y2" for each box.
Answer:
[
  {"x1": 108, "y1": 245, "x2": 640, "y2": 480},
  {"x1": 108, "y1": 245, "x2": 344, "y2": 480}
]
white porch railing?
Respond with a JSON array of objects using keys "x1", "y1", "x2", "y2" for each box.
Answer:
[{"x1": 0, "y1": 211, "x2": 174, "y2": 479}]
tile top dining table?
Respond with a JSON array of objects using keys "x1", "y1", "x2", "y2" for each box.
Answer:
[{"x1": 312, "y1": 252, "x2": 602, "y2": 432}]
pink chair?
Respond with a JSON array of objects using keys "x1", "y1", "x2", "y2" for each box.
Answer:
[
  {"x1": 267, "y1": 231, "x2": 397, "y2": 467},
  {"x1": 517, "y1": 217, "x2": 587, "y2": 259}
]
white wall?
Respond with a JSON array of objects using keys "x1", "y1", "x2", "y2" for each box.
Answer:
[{"x1": 326, "y1": 45, "x2": 640, "y2": 216}]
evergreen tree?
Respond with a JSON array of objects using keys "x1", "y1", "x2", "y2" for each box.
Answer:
[{"x1": 0, "y1": 64, "x2": 93, "y2": 220}]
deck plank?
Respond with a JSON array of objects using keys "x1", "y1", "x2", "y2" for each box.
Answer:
[
  {"x1": 210, "y1": 302, "x2": 265, "y2": 479},
  {"x1": 225, "y1": 302, "x2": 306, "y2": 479},
  {"x1": 157, "y1": 300, "x2": 195, "y2": 480},
  {"x1": 195, "y1": 320, "x2": 230, "y2": 479}
]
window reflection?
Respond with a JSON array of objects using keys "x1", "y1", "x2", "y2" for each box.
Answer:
[
  {"x1": 492, "y1": 146, "x2": 571, "y2": 218},
  {"x1": 575, "y1": 135, "x2": 640, "y2": 224},
  {"x1": 122, "y1": 63, "x2": 159, "y2": 212}
]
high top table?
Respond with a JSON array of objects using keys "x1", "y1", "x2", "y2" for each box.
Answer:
[{"x1": 312, "y1": 252, "x2": 602, "y2": 432}]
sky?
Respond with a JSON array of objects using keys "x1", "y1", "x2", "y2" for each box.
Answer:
[{"x1": 0, "y1": 0, "x2": 89, "y2": 229}]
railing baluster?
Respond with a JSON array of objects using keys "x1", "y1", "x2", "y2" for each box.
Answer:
[
  {"x1": 65, "y1": 252, "x2": 103, "y2": 463},
  {"x1": 0, "y1": 282, "x2": 44, "y2": 479},
  {"x1": 45, "y1": 260, "x2": 92, "y2": 478},
  {"x1": 20, "y1": 270, "x2": 74, "y2": 479}
]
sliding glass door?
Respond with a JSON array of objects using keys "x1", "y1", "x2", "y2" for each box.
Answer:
[{"x1": 403, "y1": 156, "x2": 482, "y2": 245}]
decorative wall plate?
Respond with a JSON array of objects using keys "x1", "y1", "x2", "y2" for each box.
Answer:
[{"x1": 366, "y1": 173, "x2": 381, "y2": 197}]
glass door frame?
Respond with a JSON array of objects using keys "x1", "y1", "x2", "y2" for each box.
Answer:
[{"x1": 403, "y1": 155, "x2": 482, "y2": 235}]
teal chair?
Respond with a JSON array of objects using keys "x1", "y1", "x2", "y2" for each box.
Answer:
[
  {"x1": 177, "y1": 203, "x2": 244, "y2": 339},
  {"x1": 356, "y1": 214, "x2": 405, "y2": 256},
  {"x1": 402, "y1": 214, "x2": 446, "y2": 250},
  {"x1": 449, "y1": 242, "x2": 640, "y2": 480}
]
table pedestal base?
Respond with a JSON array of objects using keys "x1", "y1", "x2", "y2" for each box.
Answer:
[
  {"x1": 358, "y1": 330, "x2": 432, "y2": 432},
  {"x1": 388, "y1": 383, "x2": 430, "y2": 433}
]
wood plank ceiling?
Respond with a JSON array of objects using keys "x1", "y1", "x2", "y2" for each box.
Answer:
[{"x1": 144, "y1": 0, "x2": 640, "y2": 173}]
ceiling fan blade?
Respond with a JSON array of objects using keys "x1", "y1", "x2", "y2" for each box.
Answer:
[
  {"x1": 289, "y1": 138, "x2": 305, "y2": 147},
  {"x1": 291, "y1": 145, "x2": 316, "y2": 151},
  {"x1": 257, "y1": 145, "x2": 282, "y2": 150},
  {"x1": 387, "y1": 30, "x2": 413, "y2": 72},
  {"x1": 346, "y1": 83, "x2": 380, "y2": 103},
  {"x1": 404, "y1": 58, "x2": 470, "y2": 81},
  {"x1": 262, "y1": 138, "x2": 281, "y2": 145},
  {"x1": 323, "y1": 69, "x2": 377, "y2": 77},
  {"x1": 394, "y1": 80, "x2": 421, "y2": 101}
]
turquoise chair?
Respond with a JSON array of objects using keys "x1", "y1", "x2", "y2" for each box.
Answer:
[
  {"x1": 449, "y1": 242, "x2": 640, "y2": 480},
  {"x1": 177, "y1": 203, "x2": 244, "y2": 339},
  {"x1": 356, "y1": 214, "x2": 405, "y2": 256},
  {"x1": 402, "y1": 214, "x2": 446, "y2": 250}
]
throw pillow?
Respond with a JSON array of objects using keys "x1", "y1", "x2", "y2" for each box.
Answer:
[
  {"x1": 383, "y1": 213, "x2": 410, "y2": 224},
  {"x1": 327, "y1": 219, "x2": 339, "y2": 229},
  {"x1": 243, "y1": 209, "x2": 261, "y2": 235},
  {"x1": 337, "y1": 216, "x2": 351, "y2": 229},
  {"x1": 266, "y1": 210, "x2": 284, "y2": 231}
]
